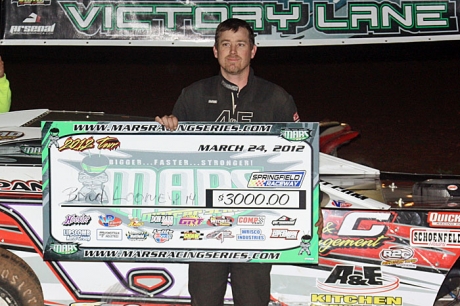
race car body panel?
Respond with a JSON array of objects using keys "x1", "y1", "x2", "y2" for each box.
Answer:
[{"x1": 1, "y1": 110, "x2": 459, "y2": 306}]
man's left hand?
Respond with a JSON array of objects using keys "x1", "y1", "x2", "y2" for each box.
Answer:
[
  {"x1": 0, "y1": 56, "x2": 5, "y2": 78},
  {"x1": 155, "y1": 114, "x2": 178, "y2": 131}
]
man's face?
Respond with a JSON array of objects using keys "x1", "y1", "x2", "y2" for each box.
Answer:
[{"x1": 213, "y1": 27, "x2": 257, "y2": 77}]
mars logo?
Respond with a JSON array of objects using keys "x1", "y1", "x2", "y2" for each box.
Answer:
[
  {"x1": 50, "y1": 243, "x2": 79, "y2": 255},
  {"x1": 280, "y1": 128, "x2": 311, "y2": 141},
  {"x1": 317, "y1": 264, "x2": 400, "y2": 294},
  {"x1": 20, "y1": 144, "x2": 42, "y2": 156}
]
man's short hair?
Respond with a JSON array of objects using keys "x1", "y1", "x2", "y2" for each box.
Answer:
[{"x1": 214, "y1": 18, "x2": 255, "y2": 47}]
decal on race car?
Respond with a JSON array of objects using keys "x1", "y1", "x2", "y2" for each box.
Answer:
[
  {"x1": 0, "y1": 131, "x2": 24, "y2": 141},
  {"x1": 411, "y1": 228, "x2": 460, "y2": 247},
  {"x1": 428, "y1": 212, "x2": 460, "y2": 228}
]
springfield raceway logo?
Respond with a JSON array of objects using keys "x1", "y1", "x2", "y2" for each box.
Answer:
[
  {"x1": 315, "y1": 265, "x2": 401, "y2": 302},
  {"x1": 411, "y1": 228, "x2": 460, "y2": 247},
  {"x1": 247, "y1": 171, "x2": 305, "y2": 188},
  {"x1": 428, "y1": 212, "x2": 460, "y2": 228},
  {"x1": 10, "y1": 13, "x2": 56, "y2": 34}
]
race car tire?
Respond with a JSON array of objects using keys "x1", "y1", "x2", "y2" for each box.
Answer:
[
  {"x1": 434, "y1": 265, "x2": 460, "y2": 305},
  {"x1": 0, "y1": 248, "x2": 44, "y2": 306}
]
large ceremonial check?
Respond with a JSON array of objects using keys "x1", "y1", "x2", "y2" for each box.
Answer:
[{"x1": 42, "y1": 121, "x2": 320, "y2": 264}]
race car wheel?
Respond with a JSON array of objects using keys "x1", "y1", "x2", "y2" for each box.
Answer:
[
  {"x1": 435, "y1": 265, "x2": 460, "y2": 305},
  {"x1": 0, "y1": 285, "x2": 20, "y2": 306},
  {"x1": 0, "y1": 248, "x2": 44, "y2": 306}
]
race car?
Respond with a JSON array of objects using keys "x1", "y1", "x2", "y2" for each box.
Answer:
[{"x1": 1, "y1": 109, "x2": 459, "y2": 306}]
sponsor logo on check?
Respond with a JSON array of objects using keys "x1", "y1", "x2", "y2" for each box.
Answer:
[{"x1": 247, "y1": 171, "x2": 305, "y2": 188}]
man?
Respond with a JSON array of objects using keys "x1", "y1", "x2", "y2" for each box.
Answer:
[
  {"x1": 156, "y1": 18, "x2": 322, "y2": 306},
  {"x1": 0, "y1": 56, "x2": 12, "y2": 113},
  {"x1": 156, "y1": 18, "x2": 299, "y2": 129}
]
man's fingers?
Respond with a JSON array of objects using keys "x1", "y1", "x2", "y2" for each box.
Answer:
[
  {"x1": 155, "y1": 115, "x2": 178, "y2": 131},
  {"x1": 164, "y1": 116, "x2": 178, "y2": 131},
  {"x1": 154, "y1": 116, "x2": 163, "y2": 124}
]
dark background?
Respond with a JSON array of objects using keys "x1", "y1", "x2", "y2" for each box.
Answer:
[{"x1": 1, "y1": 40, "x2": 459, "y2": 174}]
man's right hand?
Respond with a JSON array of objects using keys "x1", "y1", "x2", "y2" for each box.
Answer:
[{"x1": 155, "y1": 115, "x2": 179, "y2": 131}]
